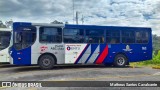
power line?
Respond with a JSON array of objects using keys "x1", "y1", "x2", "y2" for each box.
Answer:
[{"x1": 72, "y1": 0, "x2": 75, "y2": 24}]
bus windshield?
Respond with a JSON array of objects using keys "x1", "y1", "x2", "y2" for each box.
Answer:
[
  {"x1": 14, "y1": 27, "x2": 36, "y2": 50},
  {"x1": 0, "y1": 31, "x2": 11, "y2": 51}
]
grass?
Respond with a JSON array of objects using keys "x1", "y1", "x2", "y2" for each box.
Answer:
[
  {"x1": 130, "y1": 51, "x2": 160, "y2": 69},
  {"x1": 152, "y1": 66, "x2": 160, "y2": 69}
]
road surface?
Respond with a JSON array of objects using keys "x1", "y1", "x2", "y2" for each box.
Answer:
[{"x1": 0, "y1": 64, "x2": 159, "y2": 90}]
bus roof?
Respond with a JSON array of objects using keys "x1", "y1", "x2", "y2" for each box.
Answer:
[
  {"x1": 32, "y1": 23, "x2": 64, "y2": 27},
  {"x1": 13, "y1": 22, "x2": 151, "y2": 30},
  {"x1": 0, "y1": 28, "x2": 11, "y2": 31},
  {"x1": 65, "y1": 24, "x2": 151, "y2": 30}
]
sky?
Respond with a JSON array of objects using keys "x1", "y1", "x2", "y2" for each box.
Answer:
[{"x1": 0, "y1": 0, "x2": 160, "y2": 35}]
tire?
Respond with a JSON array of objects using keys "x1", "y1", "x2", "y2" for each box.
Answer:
[
  {"x1": 114, "y1": 54, "x2": 127, "y2": 67},
  {"x1": 38, "y1": 55, "x2": 55, "y2": 70}
]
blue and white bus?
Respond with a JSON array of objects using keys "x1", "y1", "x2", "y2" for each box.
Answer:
[
  {"x1": 9, "y1": 22, "x2": 152, "y2": 69},
  {"x1": 0, "y1": 28, "x2": 11, "y2": 63}
]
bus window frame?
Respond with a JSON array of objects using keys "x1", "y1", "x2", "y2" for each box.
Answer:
[
  {"x1": 13, "y1": 26, "x2": 37, "y2": 50},
  {"x1": 39, "y1": 26, "x2": 63, "y2": 44},
  {"x1": 106, "y1": 29, "x2": 121, "y2": 44},
  {"x1": 135, "y1": 30, "x2": 150, "y2": 44},
  {"x1": 0, "y1": 31, "x2": 11, "y2": 51},
  {"x1": 84, "y1": 29, "x2": 105, "y2": 44},
  {"x1": 121, "y1": 30, "x2": 136, "y2": 44},
  {"x1": 120, "y1": 30, "x2": 150, "y2": 44},
  {"x1": 63, "y1": 28, "x2": 85, "y2": 43}
]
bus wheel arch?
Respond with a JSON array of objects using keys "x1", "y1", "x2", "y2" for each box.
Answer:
[
  {"x1": 38, "y1": 53, "x2": 57, "y2": 70},
  {"x1": 113, "y1": 53, "x2": 128, "y2": 67}
]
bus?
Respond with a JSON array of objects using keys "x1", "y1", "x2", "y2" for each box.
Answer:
[
  {"x1": 9, "y1": 22, "x2": 152, "y2": 69},
  {"x1": 0, "y1": 28, "x2": 11, "y2": 63}
]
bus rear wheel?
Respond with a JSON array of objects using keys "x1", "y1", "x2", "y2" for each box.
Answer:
[
  {"x1": 114, "y1": 54, "x2": 127, "y2": 67},
  {"x1": 38, "y1": 55, "x2": 55, "y2": 70}
]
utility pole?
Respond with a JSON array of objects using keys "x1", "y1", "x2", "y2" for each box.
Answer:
[
  {"x1": 72, "y1": 0, "x2": 75, "y2": 24},
  {"x1": 81, "y1": 15, "x2": 84, "y2": 24},
  {"x1": 76, "y1": 11, "x2": 78, "y2": 24}
]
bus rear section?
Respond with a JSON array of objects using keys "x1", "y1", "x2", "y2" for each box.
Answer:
[
  {"x1": 0, "y1": 28, "x2": 11, "y2": 63},
  {"x1": 10, "y1": 22, "x2": 152, "y2": 69}
]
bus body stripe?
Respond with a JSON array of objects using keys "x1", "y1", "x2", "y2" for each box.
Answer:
[
  {"x1": 81, "y1": 45, "x2": 91, "y2": 63},
  {"x1": 74, "y1": 44, "x2": 89, "y2": 64},
  {"x1": 85, "y1": 44, "x2": 98, "y2": 63},
  {"x1": 95, "y1": 45, "x2": 108, "y2": 64},
  {"x1": 88, "y1": 45, "x2": 100, "y2": 64}
]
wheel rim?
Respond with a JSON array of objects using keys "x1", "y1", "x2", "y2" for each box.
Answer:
[
  {"x1": 117, "y1": 57, "x2": 125, "y2": 66},
  {"x1": 42, "y1": 58, "x2": 51, "y2": 66}
]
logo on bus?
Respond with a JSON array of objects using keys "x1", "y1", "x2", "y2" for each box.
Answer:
[
  {"x1": 66, "y1": 46, "x2": 80, "y2": 51},
  {"x1": 40, "y1": 46, "x2": 48, "y2": 52},
  {"x1": 123, "y1": 45, "x2": 132, "y2": 51},
  {"x1": 67, "y1": 46, "x2": 71, "y2": 51},
  {"x1": 142, "y1": 47, "x2": 147, "y2": 50}
]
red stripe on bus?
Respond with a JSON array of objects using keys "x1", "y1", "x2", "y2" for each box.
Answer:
[{"x1": 95, "y1": 45, "x2": 108, "y2": 64}]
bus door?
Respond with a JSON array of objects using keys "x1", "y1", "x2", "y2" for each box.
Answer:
[{"x1": 11, "y1": 26, "x2": 36, "y2": 65}]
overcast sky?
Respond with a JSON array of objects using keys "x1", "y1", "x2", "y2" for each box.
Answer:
[{"x1": 0, "y1": 0, "x2": 160, "y2": 35}]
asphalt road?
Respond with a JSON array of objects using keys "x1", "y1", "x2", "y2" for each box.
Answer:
[{"x1": 0, "y1": 64, "x2": 160, "y2": 90}]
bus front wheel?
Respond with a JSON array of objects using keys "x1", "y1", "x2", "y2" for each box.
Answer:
[
  {"x1": 38, "y1": 55, "x2": 55, "y2": 70},
  {"x1": 114, "y1": 54, "x2": 127, "y2": 67}
]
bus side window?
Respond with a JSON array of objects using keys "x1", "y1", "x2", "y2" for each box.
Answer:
[
  {"x1": 88, "y1": 37, "x2": 93, "y2": 43},
  {"x1": 110, "y1": 38, "x2": 116, "y2": 44},
  {"x1": 136, "y1": 31, "x2": 149, "y2": 43},
  {"x1": 39, "y1": 27, "x2": 62, "y2": 43},
  {"x1": 122, "y1": 30, "x2": 135, "y2": 44},
  {"x1": 136, "y1": 32, "x2": 141, "y2": 43},
  {"x1": 106, "y1": 30, "x2": 120, "y2": 44},
  {"x1": 85, "y1": 29, "x2": 104, "y2": 43},
  {"x1": 63, "y1": 29, "x2": 84, "y2": 43}
]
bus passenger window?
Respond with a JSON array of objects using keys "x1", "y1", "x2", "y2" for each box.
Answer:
[
  {"x1": 88, "y1": 37, "x2": 93, "y2": 43},
  {"x1": 106, "y1": 30, "x2": 120, "y2": 44},
  {"x1": 85, "y1": 29, "x2": 104, "y2": 43},
  {"x1": 136, "y1": 31, "x2": 149, "y2": 43},
  {"x1": 63, "y1": 29, "x2": 84, "y2": 43},
  {"x1": 110, "y1": 38, "x2": 116, "y2": 44},
  {"x1": 122, "y1": 30, "x2": 135, "y2": 44},
  {"x1": 39, "y1": 27, "x2": 62, "y2": 43}
]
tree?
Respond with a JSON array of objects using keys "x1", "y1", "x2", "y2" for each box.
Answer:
[
  {"x1": 51, "y1": 20, "x2": 63, "y2": 24},
  {"x1": 65, "y1": 21, "x2": 69, "y2": 24},
  {"x1": 152, "y1": 34, "x2": 160, "y2": 54},
  {"x1": 0, "y1": 20, "x2": 7, "y2": 28},
  {"x1": 5, "y1": 19, "x2": 13, "y2": 28}
]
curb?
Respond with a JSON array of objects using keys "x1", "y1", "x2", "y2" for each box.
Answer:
[
  {"x1": 152, "y1": 66, "x2": 160, "y2": 69},
  {"x1": 129, "y1": 65, "x2": 142, "y2": 68}
]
